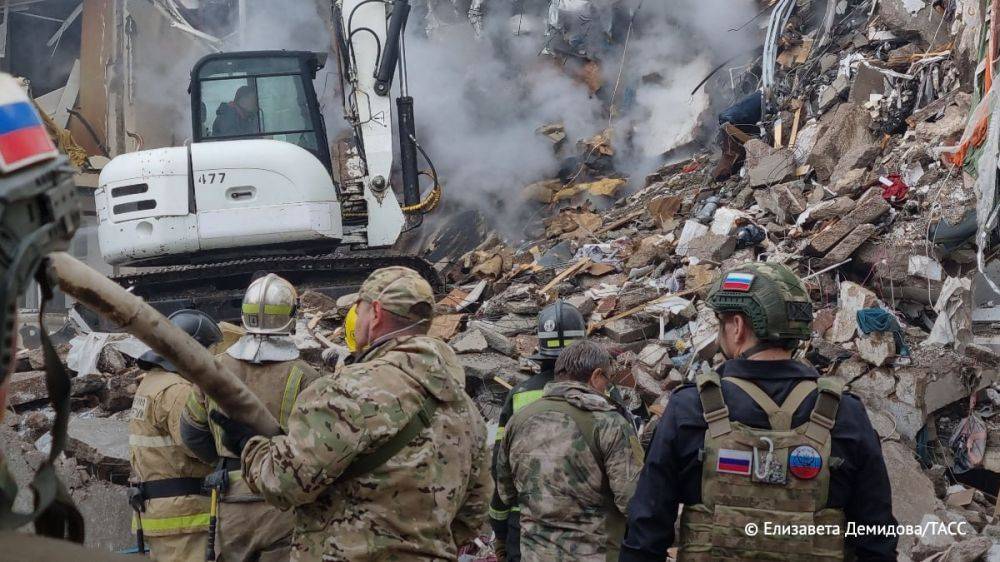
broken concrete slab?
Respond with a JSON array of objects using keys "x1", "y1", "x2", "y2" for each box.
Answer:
[
  {"x1": 65, "y1": 417, "x2": 130, "y2": 481},
  {"x1": 829, "y1": 144, "x2": 881, "y2": 189},
  {"x1": 467, "y1": 320, "x2": 518, "y2": 357},
  {"x1": 481, "y1": 314, "x2": 537, "y2": 337},
  {"x1": 808, "y1": 189, "x2": 890, "y2": 255},
  {"x1": 856, "y1": 330, "x2": 896, "y2": 367},
  {"x1": 604, "y1": 317, "x2": 660, "y2": 344},
  {"x1": 676, "y1": 220, "x2": 710, "y2": 257},
  {"x1": 878, "y1": 0, "x2": 950, "y2": 48},
  {"x1": 685, "y1": 232, "x2": 736, "y2": 262},
  {"x1": 451, "y1": 329, "x2": 490, "y2": 354},
  {"x1": 909, "y1": 255, "x2": 944, "y2": 282},
  {"x1": 818, "y1": 74, "x2": 850, "y2": 111},
  {"x1": 710, "y1": 207, "x2": 750, "y2": 236},
  {"x1": 882, "y1": 440, "x2": 943, "y2": 526},
  {"x1": 830, "y1": 282, "x2": 879, "y2": 343},
  {"x1": 807, "y1": 103, "x2": 874, "y2": 181},
  {"x1": 849, "y1": 63, "x2": 886, "y2": 103},
  {"x1": 755, "y1": 181, "x2": 807, "y2": 224},
  {"x1": 72, "y1": 480, "x2": 133, "y2": 550},
  {"x1": 797, "y1": 196, "x2": 857, "y2": 226},
  {"x1": 747, "y1": 148, "x2": 796, "y2": 187},
  {"x1": 458, "y1": 353, "x2": 522, "y2": 381},
  {"x1": 7, "y1": 371, "x2": 48, "y2": 409},
  {"x1": 819, "y1": 222, "x2": 878, "y2": 265},
  {"x1": 937, "y1": 537, "x2": 993, "y2": 562}
]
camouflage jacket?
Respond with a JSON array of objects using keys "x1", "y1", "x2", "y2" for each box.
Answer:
[
  {"x1": 241, "y1": 334, "x2": 492, "y2": 562},
  {"x1": 496, "y1": 381, "x2": 644, "y2": 562}
]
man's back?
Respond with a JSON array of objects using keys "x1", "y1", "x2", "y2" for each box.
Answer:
[
  {"x1": 184, "y1": 353, "x2": 320, "y2": 561},
  {"x1": 497, "y1": 380, "x2": 643, "y2": 562},
  {"x1": 242, "y1": 334, "x2": 492, "y2": 561},
  {"x1": 620, "y1": 359, "x2": 897, "y2": 562}
]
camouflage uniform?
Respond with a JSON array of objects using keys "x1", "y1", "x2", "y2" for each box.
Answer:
[
  {"x1": 129, "y1": 369, "x2": 213, "y2": 562},
  {"x1": 240, "y1": 267, "x2": 492, "y2": 562},
  {"x1": 496, "y1": 380, "x2": 644, "y2": 562}
]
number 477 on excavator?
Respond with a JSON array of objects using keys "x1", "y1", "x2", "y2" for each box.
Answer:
[{"x1": 86, "y1": 0, "x2": 441, "y2": 327}]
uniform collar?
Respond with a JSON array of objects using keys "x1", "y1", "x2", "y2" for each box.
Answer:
[{"x1": 716, "y1": 358, "x2": 819, "y2": 380}]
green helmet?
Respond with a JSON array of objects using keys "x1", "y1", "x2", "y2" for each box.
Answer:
[{"x1": 706, "y1": 262, "x2": 813, "y2": 342}]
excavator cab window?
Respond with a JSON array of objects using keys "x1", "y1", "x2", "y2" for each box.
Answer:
[{"x1": 190, "y1": 51, "x2": 332, "y2": 171}]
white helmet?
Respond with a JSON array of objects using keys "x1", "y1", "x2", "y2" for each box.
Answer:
[{"x1": 241, "y1": 273, "x2": 297, "y2": 335}]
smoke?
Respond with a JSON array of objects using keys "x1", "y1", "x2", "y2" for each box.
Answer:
[{"x1": 399, "y1": 0, "x2": 760, "y2": 238}]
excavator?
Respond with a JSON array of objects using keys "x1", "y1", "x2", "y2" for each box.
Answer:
[{"x1": 85, "y1": 0, "x2": 441, "y2": 326}]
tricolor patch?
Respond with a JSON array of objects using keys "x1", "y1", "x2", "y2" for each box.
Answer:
[
  {"x1": 788, "y1": 445, "x2": 822, "y2": 479},
  {"x1": 717, "y1": 449, "x2": 752, "y2": 475},
  {"x1": 0, "y1": 75, "x2": 57, "y2": 173},
  {"x1": 721, "y1": 272, "x2": 755, "y2": 292}
]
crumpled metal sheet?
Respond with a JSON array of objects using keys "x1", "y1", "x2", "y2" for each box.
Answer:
[{"x1": 67, "y1": 332, "x2": 150, "y2": 375}]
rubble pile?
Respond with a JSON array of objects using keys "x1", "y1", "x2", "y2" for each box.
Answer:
[{"x1": 421, "y1": 0, "x2": 1000, "y2": 558}]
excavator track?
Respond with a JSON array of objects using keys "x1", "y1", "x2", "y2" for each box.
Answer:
[{"x1": 76, "y1": 252, "x2": 443, "y2": 331}]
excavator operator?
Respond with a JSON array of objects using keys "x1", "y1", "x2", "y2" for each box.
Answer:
[{"x1": 212, "y1": 85, "x2": 260, "y2": 138}]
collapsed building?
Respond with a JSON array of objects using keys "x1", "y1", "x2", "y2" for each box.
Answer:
[{"x1": 8, "y1": 0, "x2": 1000, "y2": 559}]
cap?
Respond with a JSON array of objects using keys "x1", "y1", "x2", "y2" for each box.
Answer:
[{"x1": 358, "y1": 266, "x2": 435, "y2": 321}]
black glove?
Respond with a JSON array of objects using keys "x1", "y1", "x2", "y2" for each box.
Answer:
[{"x1": 210, "y1": 410, "x2": 259, "y2": 454}]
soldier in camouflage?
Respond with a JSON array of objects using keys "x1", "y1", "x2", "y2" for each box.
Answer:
[
  {"x1": 620, "y1": 262, "x2": 897, "y2": 561},
  {"x1": 496, "y1": 339, "x2": 644, "y2": 562},
  {"x1": 210, "y1": 266, "x2": 493, "y2": 562}
]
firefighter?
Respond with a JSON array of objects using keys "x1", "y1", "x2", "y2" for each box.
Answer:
[
  {"x1": 490, "y1": 300, "x2": 586, "y2": 562},
  {"x1": 619, "y1": 262, "x2": 897, "y2": 561},
  {"x1": 128, "y1": 309, "x2": 222, "y2": 561},
  {"x1": 180, "y1": 274, "x2": 320, "y2": 561}
]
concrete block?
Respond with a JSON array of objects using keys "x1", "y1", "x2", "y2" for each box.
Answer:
[
  {"x1": 808, "y1": 189, "x2": 890, "y2": 254},
  {"x1": 807, "y1": 103, "x2": 874, "y2": 181},
  {"x1": 820, "y1": 222, "x2": 878, "y2": 265},
  {"x1": 748, "y1": 148, "x2": 796, "y2": 187}
]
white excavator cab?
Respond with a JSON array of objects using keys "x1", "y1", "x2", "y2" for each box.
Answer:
[{"x1": 86, "y1": 2, "x2": 441, "y2": 329}]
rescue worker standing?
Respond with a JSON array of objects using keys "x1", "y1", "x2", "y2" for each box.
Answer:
[
  {"x1": 129, "y1": 309, "x2": 222, "y2": 561},
  {"x1": 209, "y1": 266, "x2": 492, "y2": 561},
  {"x1": 619, "y1": 262, "x2": 897, "y2": 561},
  {"x1": 490, "y1": 300, "x2": 586, "y2": 562},
  {"x1": 180, "y1": 274, "x2": 320, "y2": 561},
  {"x1": 496, "y1": 340, "x2": 644, "y2": 562}
]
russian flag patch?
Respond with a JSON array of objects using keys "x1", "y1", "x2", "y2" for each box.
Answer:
[
  {"x1": 0, "y1": 75, "x2": 57, "y2": 173},
  {"x1": 721, "y1": 272, "x2": 755, "y2": 292},
  {"x1": 717, "y1": 449, "x2": 752, "y2": 475}
]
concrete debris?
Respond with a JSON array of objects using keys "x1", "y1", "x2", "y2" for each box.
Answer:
[
  {"x1": 9, "y1": 0, "x2": 1000, "y2": 558},
  {"x1": 64, "y1": 417, "x2": 130, "y2": 482}
]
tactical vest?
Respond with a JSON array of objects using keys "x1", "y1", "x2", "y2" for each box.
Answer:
[
  {"x1": 515, "y1": 397, "x2": 627, "y2": 562},
  {"x1": 128, "y1": 370, "x2": 213, "y2": 537},
  {"x1": 678, "y1": 370, "x2": 846, "y2": 562}
]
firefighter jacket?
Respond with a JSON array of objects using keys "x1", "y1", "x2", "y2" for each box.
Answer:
[{"x1": 128, "y1": 369, "x2": 213, "y2": 537}]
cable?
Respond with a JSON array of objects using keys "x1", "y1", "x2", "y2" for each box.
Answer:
[{"x1": 348, "y1": 27, "x2": 383, "y2": 72}]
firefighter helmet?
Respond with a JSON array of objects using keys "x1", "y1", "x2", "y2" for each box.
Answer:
[
  {"x1": 706, "y1": 261, "x2": 813, "y2": 342},
  {"x1": 241, "y1": 273, "x2": 298, "y2": 335},
  {"x1": 139, "y1": 309, "x2": 222, "y2": 371},
  {"x1": 532, "y1": 300, "x2": 586, "y2": 359}
]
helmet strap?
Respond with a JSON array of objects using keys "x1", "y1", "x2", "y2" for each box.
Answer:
[{"x1": 738, "y1": 342, "x2": 779, "y2": 360}]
